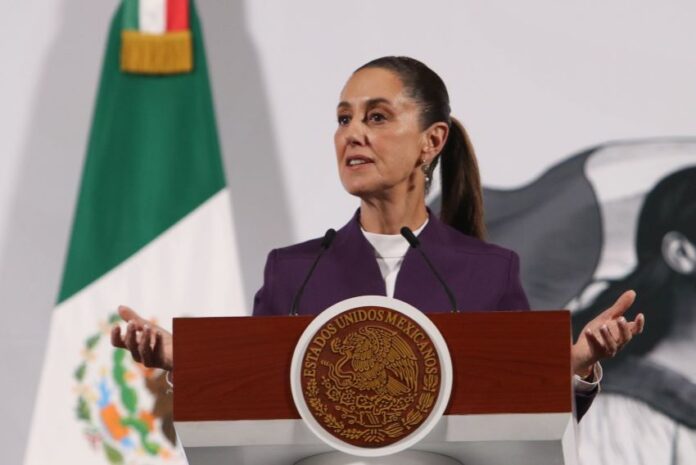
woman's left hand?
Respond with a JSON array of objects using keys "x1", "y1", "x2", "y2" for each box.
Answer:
[{"x1": 571, "y1": 290, "x2": 645, "y2": 379}]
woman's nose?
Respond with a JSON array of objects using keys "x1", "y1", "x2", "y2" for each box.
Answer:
[{"x1": 344, "y1": 121, "x2": 367, "y2": 146}]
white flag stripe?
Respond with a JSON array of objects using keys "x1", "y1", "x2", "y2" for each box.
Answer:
[
  {"x1": 56, "y1": 188, "x2": 246, "y2": 321},
  {"x1": 139, "y1": 0, "x2": 167, "y2": 34},
  {"x1": 24, "y1": 189, "x2": 246, "y2": 465}
]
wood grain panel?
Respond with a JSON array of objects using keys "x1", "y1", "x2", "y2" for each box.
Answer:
[{"x1": 173, "y1": 311, "x2": 572, "y2": 422}]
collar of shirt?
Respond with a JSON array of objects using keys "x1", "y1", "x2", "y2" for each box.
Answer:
[{"x1": 361, "y1": 218, "x2": 429, "y2": 259}]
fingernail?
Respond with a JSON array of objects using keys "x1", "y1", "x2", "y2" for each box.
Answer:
[{"x1": 619, "y1": 317, "x2": 626, "y2": 324}]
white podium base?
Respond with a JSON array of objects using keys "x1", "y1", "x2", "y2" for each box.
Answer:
[
  {"x1": 295, "y1": 450, "x2": 462, "y2": 465},
  {"x1": 179, "y1": 413, "x2": 578, "y2": 465}
]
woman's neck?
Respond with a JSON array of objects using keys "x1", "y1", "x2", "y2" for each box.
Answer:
[
  {"x1": 647, "y1": 284, "x2": 696, "y2": 383},
  {"x1": 668, "y1": 283, "x2": 696, "y2": 338},
  {"x1": 359, "y1": 195, "x2": 428, "y2": 235}
]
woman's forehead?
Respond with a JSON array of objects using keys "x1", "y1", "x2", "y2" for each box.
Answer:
[{"x1": 338, "y1": 68, "x2": 411, "y2": 107}]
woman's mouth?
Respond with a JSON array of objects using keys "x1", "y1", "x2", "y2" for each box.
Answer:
[{"x1": 346, "y1": 155, "x2": 373, "y2": 167}]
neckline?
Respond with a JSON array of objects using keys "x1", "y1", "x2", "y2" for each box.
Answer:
[{"x1": 361, "y1": 219, "x2": 429, "y2": 258}]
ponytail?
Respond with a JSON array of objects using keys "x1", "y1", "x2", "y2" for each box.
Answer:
[{"x1": 438, "y1": 118, "x2": 486, "y2": 240}]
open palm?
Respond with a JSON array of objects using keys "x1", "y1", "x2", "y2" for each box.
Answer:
[
  {"x1": 572, "y1": 290, "x2": 645, "y2": 378},
  {"x1": 110, "y1": 306, "x2": 174, "y2": 371}
]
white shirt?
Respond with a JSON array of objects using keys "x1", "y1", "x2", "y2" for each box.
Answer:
[{"x1": 362, "y1": 219, "x2": 428, "y2": 298}]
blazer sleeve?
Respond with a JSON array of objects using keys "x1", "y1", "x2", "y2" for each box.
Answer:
[
  {"x1": 496, "y1": 251, "x2": 531, "y2": 311},
  {"x1": 252, "y1": 249, "x2": 278, "y2": 316},
  {"x1": 575, "y1": 382, "x2": 598, "y2": 421},
  {"x1": 497, "y1": 251, "x2": 598, "y2": 420}
]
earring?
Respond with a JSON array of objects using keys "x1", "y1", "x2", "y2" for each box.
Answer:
[{"x1": 420, "y1": 161, "x2": 431, "y2": 185}]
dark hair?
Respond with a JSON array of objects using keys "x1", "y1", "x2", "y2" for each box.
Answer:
[
  {"x1": 573, "y1": 167, "x2": 696, "y2": 359},
  {"x1": 356, "y1": 56, "x2": 486, "y2": 239}
]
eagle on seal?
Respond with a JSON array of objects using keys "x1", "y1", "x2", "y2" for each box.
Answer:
[{"x1": 328, "y1": 326, "x2": 419, "y2": 396}]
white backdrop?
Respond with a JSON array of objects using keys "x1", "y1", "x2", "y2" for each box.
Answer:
[{"x1": 2, "y1": 1, "x2": 695, "y2": 463}]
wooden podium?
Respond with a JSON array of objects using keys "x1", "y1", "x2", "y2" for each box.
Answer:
[{"x1": 173, "y1": 311, "x2": 579, "y2": 465}]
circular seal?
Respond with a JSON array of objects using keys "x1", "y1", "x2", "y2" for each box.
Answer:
[{"x1": 290, "y1": 296, "x2": 452, "y2": 457}]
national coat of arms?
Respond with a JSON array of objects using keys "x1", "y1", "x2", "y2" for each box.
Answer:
[
  {"x1": 73, "y1": 313, "x2": 180, "y2": 464},
  {"x1": 292, "y1": 297, "x2": 452, "y2": 456}
]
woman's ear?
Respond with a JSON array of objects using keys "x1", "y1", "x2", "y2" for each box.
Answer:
[
  {"x1": 421, "y1": 122, "x2": 449, "y2": 162},
  {"x1": 662, "y1": 231, "x2": 696, "y2": 275}
]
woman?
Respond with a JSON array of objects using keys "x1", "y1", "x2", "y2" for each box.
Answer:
[
  {"x1": 574, "y1": 167, "x2": 696, "y2": 463},
  {"x1": 112, "y1": 57, "x2": 644, "y2": 417}
]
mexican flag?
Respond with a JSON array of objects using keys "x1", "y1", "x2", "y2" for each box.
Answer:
[{"x1": 24, "y1": 1, "x2": 246, "y2": 464}]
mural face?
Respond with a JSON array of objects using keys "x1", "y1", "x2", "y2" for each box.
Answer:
[
  {"x1": 574, "y1": 165, "x2": 696, "y2": 407},
  {"x1": 433, "y1": 139, "x2": 696, "y2": 464},
  {"x1": 569, "y1": 153, "x2": 696, "y2": 465}
]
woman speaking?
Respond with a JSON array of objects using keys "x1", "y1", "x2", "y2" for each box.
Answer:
[{"x1": 112, "y1": 56, "x2": 644, "y2": 418}]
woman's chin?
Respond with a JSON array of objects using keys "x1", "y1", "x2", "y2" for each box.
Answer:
[
  {"x1": 341, "y1": 177, "x2": 416, "y2": 201},
  {"x1": 344, "y1": 186, "x2": 374, "y2": 199},
  {"x1": 341, "y1": 180, "x2": 381, "y2": 199}
]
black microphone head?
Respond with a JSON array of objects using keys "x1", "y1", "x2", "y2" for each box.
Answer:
[
  {"x1": 400, "y1": 226, "x2": 420, "y2": 248},
  {"x1": 321, "y1": 228, "x2": 337, "y2": 249}
]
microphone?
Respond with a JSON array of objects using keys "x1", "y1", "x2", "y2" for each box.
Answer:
[
  {"x1": 290, "y1": 228, "x2": 337, "y2": 315},
  {"x1": 400, "y1": 226, "x2": 459, "y2": 313}
]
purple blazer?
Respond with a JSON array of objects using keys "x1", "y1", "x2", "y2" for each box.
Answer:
[
  {"x1": 253, "y1": 212, "x2": 529, "y2": 316},
  {"x1": 253, "y1": 211, "x2": 595, "y2": 418}
]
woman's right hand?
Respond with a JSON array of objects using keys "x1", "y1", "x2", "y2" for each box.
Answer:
[{"x1": 110, "y1": 305, "x2": 173, "y2": 371}]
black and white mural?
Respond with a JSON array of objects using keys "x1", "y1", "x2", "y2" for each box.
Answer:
[{"x1": 436, "y1": 138, "x2": 696, "y2": 464}]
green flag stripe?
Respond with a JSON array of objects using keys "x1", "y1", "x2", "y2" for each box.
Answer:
[
  {"x1": 58, "y1": 1, "x2": 225, "y2": 303},
  {"x1": 121, "y1": 0, "x2": 139, "y2": 30}
]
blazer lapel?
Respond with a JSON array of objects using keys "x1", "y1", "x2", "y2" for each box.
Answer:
[
  {"x1": 394, "y1": 216, "x2": 454, "y2": 312},
  {"x1": 329, "y1": 211, "x2": 386, "y2": 297}
]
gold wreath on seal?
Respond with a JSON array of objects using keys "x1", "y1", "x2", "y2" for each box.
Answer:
[{"x1": 304, "y1": 325, "x2": 439, "y2": 445}]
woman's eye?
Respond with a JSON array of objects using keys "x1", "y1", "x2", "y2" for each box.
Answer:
[
  {"x1": 337, "y1": 115, "x2": 351, "y2": 126},
  {"x1": 368, "y1": 112, "x2": 387, "y2": 123}
]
